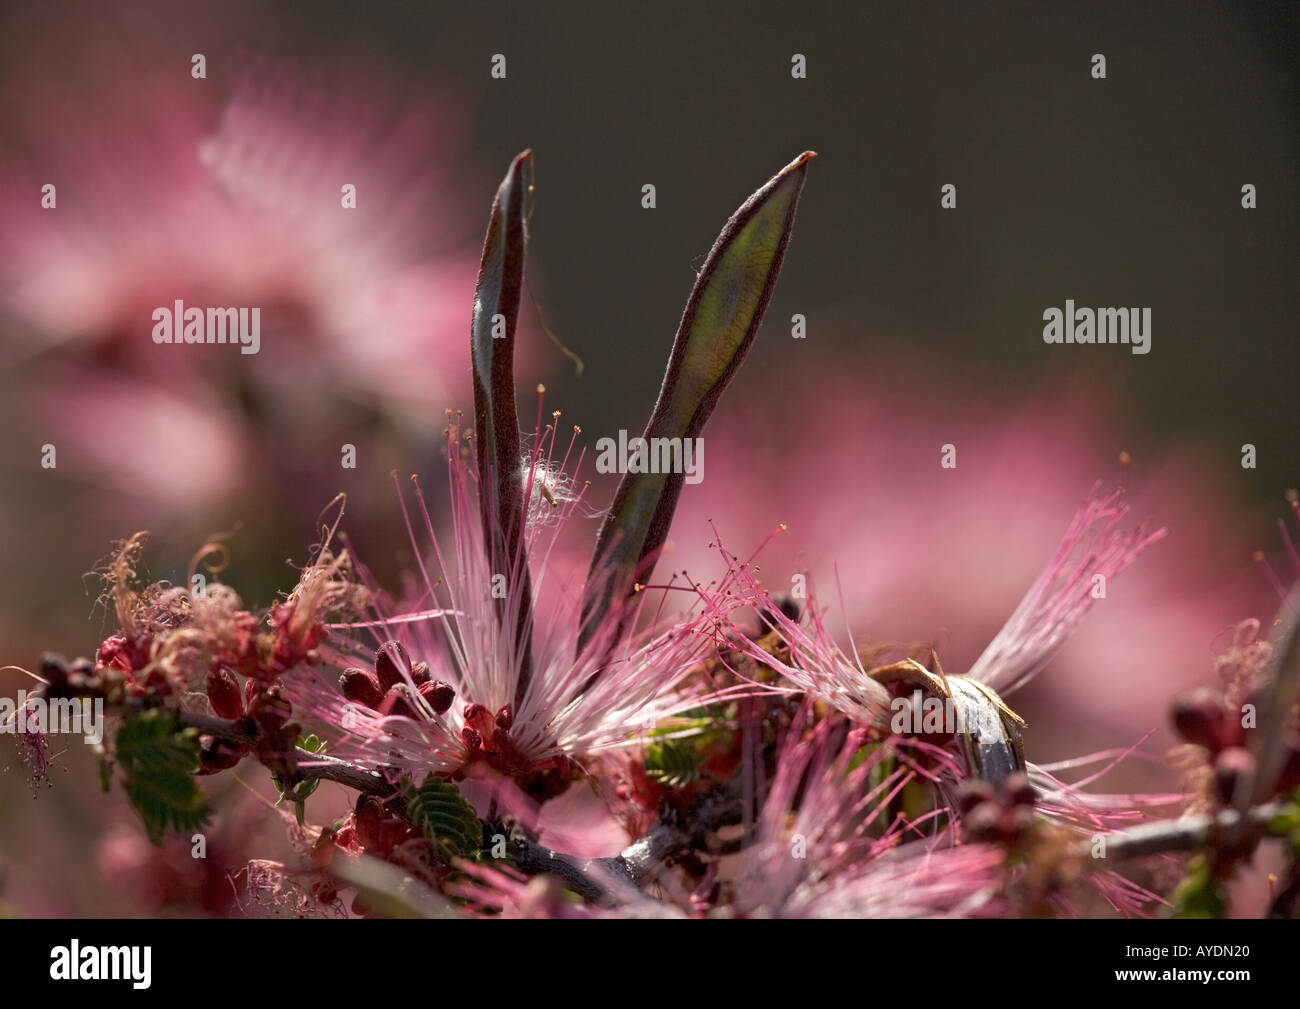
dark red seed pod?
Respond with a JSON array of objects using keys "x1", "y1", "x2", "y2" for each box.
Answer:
[
  {"x1": 409, "y1": 661, "x2": 431, "y2": 686},
  {"x1": 1171, "y1": 687, "x2": 1228, "y2": 752},
  {"x1": 374, "y1": 641, "x2": 409, "y2": 691},
  {"x1": 206, "y1": 667, "x2": 245, "y2": 719},
  {"x1": 339, "y1": 668, "x2": 384, "y2": 709},
  {"x1": 1213, "y1": 747, "x2": 1255, "y2": 805},
  {"x1": 418, "y1": 679, "x2": 455, "y2": 715}
]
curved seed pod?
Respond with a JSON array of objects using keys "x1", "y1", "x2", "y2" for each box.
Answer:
[
  {"x1": 581, "y1": 151, "x2": 816, "y2": 654},
  {"x1": 471, "y1": 150, "x2": 535, "y2": 707}
]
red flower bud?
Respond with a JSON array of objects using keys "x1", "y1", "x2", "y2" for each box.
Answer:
[
  {"x1": 374, "y1": 640, "x2": 409, "y2": 691},
  {"x1": 1171, "y1": 687, "x2": 1229, "y2": 751},
  {"x1": 418, "y1": 679, "x2": 455, "y2": 715},
  {"x1": 378, "y1": 686, "x2": 417, "y2": 720},
  {"x1": 197, "y1": 737, "x2": 246, "y2": 774},
  {"x1": 339, "y1": 668, "x2": 384, "y2": 709},
  {"x1": 206, "y1": 667, "x2": 245, "y2": 719},
  {"x1": 1213, "y1": 747, "x2": 1255, "y2": 805}
]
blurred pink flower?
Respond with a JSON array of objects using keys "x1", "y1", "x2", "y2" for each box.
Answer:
[
  {"x1": 660, "y1": 348, "x2": 1272, "y2": 774},
  {"x1": 0, "y1": 45, "x2": 479, "y2": 511}
]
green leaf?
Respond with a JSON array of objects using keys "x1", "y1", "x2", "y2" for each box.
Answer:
[
  {"x1": 273, "y1": 735, "x2": 326, "y2": 825},
  {"x1": 1171, "y1": 854, "x2": 1227, "y2": 919},
  {"x1": 115, "y1": 710, "x2": 210, "y2": 846},
  {"x1": 645, "y1": 738, "x2": 701, "y2": 788},
  {"x1": 582, "y1": 152, "x2": 815, "y2": 652},
  {"x1": 471, "y1": 149, "x2": 536, "y2": 708},
  {"x1": 405, "y1": 775, "x2": 483, "y2": 862}
]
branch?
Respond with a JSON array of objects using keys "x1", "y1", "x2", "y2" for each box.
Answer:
[
  {"x1": 505, "y1": 778, "x2": 746, "y2": 903},
  {"x1": 1091, "y1": 799, "x2": 1292, "y2": 862}
]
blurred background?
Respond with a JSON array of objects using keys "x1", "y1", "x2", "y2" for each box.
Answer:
[{"x1": 0, "y1": 0, "x2": 1296, "y2": 914}]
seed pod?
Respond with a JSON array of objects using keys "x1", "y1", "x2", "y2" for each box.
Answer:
[{"x1": 409, "y1": 661, "x2": 431, "y2": 685}]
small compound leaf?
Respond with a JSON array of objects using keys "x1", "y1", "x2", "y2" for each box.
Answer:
[
  {"x1": 115, "y1": 710, "x2": 211, "y2": 845},
  {"x1": 405, "y1": 775, "x2": 483, "y2": 862},
  {"x1": 645, "y1": 738, "x2": 701, "y2": 788}
]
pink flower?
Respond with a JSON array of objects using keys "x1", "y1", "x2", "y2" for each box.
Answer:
[
  {"x1": 729, "y1": 715, "x2": 1004, "y2": 918},
  {"x1": 664, "y1": 350, "x2": 1270, "y2": 770},
  {"x1": 284, "y1": 412, "x2": 748, "y2": 782}
]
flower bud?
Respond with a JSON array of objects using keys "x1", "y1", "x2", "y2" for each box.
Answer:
[
  {"x1": 206, "y1": 667, "x2": 244, "y2": 719},
  {"x1": 1171, "y1": 687, "x2": 1228, "y2": 751},
  {"x1": 1213, "y1": 746, "x2": 1255, "y2": 805},
  {"x1": 374, "y1": 640, "x2": 409, "y2": 691},
  {"x1": 418, "y1": 679, "x2": 455, "y2": 714},
  {"x1": 339, "y1": 668, "x2": 384, "y2": 709}
]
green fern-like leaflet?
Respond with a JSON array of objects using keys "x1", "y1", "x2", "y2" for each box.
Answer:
[
  {"x1": 645, "y1": 738, "x2": 701, "y2": 788},
  {"x1": 404, "y1": 775, "x2": 482, "y2": 861},
  {"x1": 115, "y1": 709, "x2": 211, "y2": 845}
]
